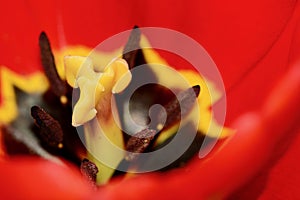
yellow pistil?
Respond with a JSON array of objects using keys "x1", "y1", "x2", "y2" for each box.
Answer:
[
  {"x1": 64, "y1": 55, "x2": 131, "y2": 184},
  {"x1": 64, "y1": 56, "x2": 131, "y2": 126}
]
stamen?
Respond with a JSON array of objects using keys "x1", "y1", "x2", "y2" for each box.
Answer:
[
  {"x1": 156, "y1": 85, "x2": 200, "y2": 129},
  {"x1": 39, "y1": 32, "x2": 67, "y2": 101},
  {"x1": 125, "y1": 128, "x2": 157, "y2": 161},
  {"x1": 30, "y1": 105, "x2": 63, "y2": 149},
  {"x1": 80, "y1": 158, "x2": 99, "y2": 187},
  {"x1": 123, "y1": 26, "x2": 143, "y2": 69}
]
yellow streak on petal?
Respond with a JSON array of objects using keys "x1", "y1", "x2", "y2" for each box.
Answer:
[
  {"x1": 0, "y1": 67, "x2": 48, "y2": 124},
  {"x1": 0, "y1": 46, "x2": 104, "y2": 125},
  {"x1": 138, "y1": 37, "x2": 233, "y2": 138},
  {"x1": 177, "y1": 70, "x2": 233, "y2": 138}
]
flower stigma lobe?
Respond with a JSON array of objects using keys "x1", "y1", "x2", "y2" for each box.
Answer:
[{"x1": 64, "y1": 56, "x2": 131, "y2": 126}]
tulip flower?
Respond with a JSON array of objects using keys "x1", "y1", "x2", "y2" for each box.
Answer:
[{"x1": 0, "y1": 0, "x2": 300, "y2": 199}]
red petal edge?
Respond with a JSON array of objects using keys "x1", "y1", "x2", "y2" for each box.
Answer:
[{"x1": 0, "y1": 157, "x2": 92, "y2": 200}]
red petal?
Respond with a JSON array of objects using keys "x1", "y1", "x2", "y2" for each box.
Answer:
[
  {"x1": 0, "y1": 157, "x2": 91, "y2": 200},
  {"x1": 259, "y1": 128, "x2": 300, "y2": 199},
  {"x1": 1, "y1": 0, "x2": 296, "y2": 79},
  {"x1": 0, "y1": 2, "x2": 42, "y2": 74},
  {"x1": 224, "y1": 1, "x2": 300, "y2": 123},
  {"x1": 1, "y1": 0, "x2": 300, "y2": 198},
  {"x1": 92, "y1": 59, "x2": 300, "y2": 199},
  {"x1": 1, "y1": 0, "x2": 298, "y2": 121},
  {"x1": 230, "y1": 14, "x2": 300, "y2": 199},
  {"x1": 0, "y1": 129, "x2": 4, "y2": 159}
]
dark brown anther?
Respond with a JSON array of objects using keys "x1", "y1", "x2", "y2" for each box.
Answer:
[
  {"x1": 39, "y1": 32, "x2": 66, "y2": 100},
  {"x1": 191, "y1": 85, "x2": 201, "y2": 97},
  {"x1": 80, "y1": 158, "x2": 98, "y2": 187},
  {"x1": 31, "y1": 105, "x2": 63, "y2": 148},
  {"x1": 123, "y1": 26, "x2": 142, "y2": 69},
  {"x1": 156, "y1": 85, "x2": 201, "y2": 130},
  {"x1": 125, "y1": 128, "x2": 157, "y2": 161}
]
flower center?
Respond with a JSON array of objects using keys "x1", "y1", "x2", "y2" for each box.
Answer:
[{"x1": 1, "y1": 27, "x2": 233, "y2": 187}]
